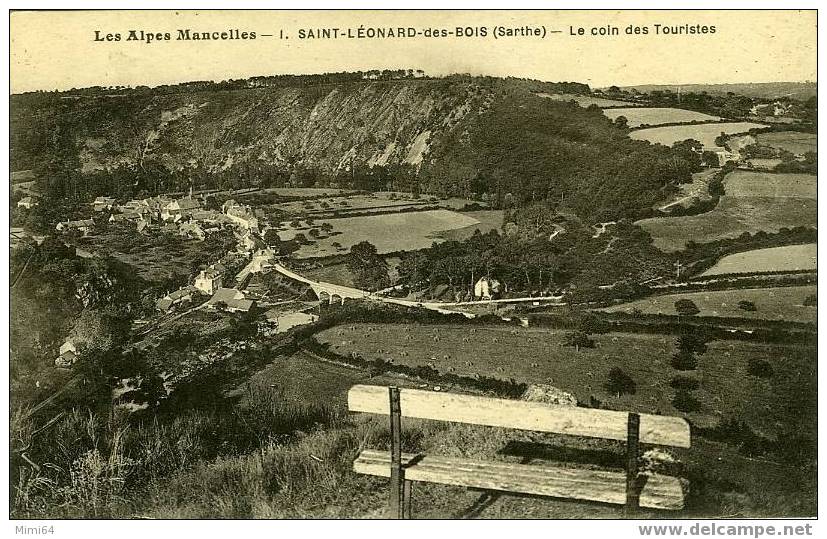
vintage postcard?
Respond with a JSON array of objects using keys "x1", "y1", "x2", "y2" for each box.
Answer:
[{"x1": 8, "y1": 8, "x2": 818, "y2": 525}]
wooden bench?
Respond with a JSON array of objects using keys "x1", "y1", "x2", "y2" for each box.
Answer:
[{"x1": 348, "y1": 384, "x2": 690, "y2": 518}]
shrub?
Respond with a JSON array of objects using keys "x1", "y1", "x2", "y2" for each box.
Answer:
[
  {"x1": 563, "y1": 331, "x2": 594, "y2": 350},
  {"x1": 747, "y1": 358, "x2": 774, "y2": 378},
  {"x1": 672, "y1": 389, "x2": 701, "y2": 412},
  {"x1": 671, "y1": 350, "x2": 698, "y2": 371},
  {"x1": 738, "y1": 300, "x2": 757, "y2": 312},
  {"x1": 674, "y1": 299, "x2": 700, "y2": 316},
  {"x1": 803, "y1": 294, "x2": 817, "y2": 307},
  {"x1": 604, "y1": 367, "x2": 636, "y2": 396},
  {"x1": 677, "y1": 334, "x2": 708, "y2": 355},
  {"x1": 670, "y1": 376, "x2": 700, "y2": 390}
]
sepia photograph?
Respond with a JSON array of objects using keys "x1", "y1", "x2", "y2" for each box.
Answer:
[{"x1": 6, "y1": 6, "x2": 819, "y2": 525}]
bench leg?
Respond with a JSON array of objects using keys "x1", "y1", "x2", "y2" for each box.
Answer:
[
  {"x1": 388, "y1": 387, "x2": 408, "y2": 519},
  {"x1": 625, "y1": 412, "x2": 641, "y2": 515}
]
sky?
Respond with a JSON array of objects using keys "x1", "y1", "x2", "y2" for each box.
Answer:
[{"x1": 10, "y1": 10, "x2": 817, "y2": 93}]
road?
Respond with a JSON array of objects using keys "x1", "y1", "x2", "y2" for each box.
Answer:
[{"x1": 271, "y1": 263, "x2": 566, "y2": 317}]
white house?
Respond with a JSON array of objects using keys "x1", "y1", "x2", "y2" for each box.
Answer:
[
  {"x1": 56, "y1": 219, "x2": 95, "y2": 236},
  {"x1": 17, "y1": 196, "x2": 37, "y2": 209},
  {"x1": 162, "y1": 198, "x2": 202, "y2": 222},
  {"x1": 92, "y1": 197, "x2": 116, "y2": 212},
  {"x1": 474, "y1": 276, "x2": 501, "y2": 300},
  {"x1": 207, "y1": 287, "x2": 255, "y2": 313},
  {"x1": 226, "y1": 204, "x2": 259, "y2": 230},
  {"x1": 194, "y1": 266, "x2": 224, "y2": 295},
  {"x1": 55, "y1": 340, "x2": 77, "y2": 368}
]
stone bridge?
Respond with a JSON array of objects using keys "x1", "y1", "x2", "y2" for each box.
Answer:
[{"x1": 272, "y1": 263, "x2": 370, "y2": 305}]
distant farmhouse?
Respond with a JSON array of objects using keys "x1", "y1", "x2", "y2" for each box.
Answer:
[
  {"x1": 223, "y1": 199, "x2": 259, "y2": 230},
  {"x1": 92, "y1": 196, "x2": 117, "y2": 212},
  {"x1": 474, "y1": 276, "x2": 501, "y2": 300},
  {"x1": 194, "y1": 265, "x2": 225, "y2": 295},
  {"x1": 162, "y1": 198, "x2": 202, "y2": 222},
  {"x1": 16, "y1": 196, "x2": 38, "y2": 209},
  {"x1": 56, "y1": 219, "x2": 95, "y2": 236},
  {"x1": 155, "y1": 286, "x2": 197, "y2": 312},
  {"x1": 207, "y1": 287, "x2": 255, "y2": 313},
  {"x1": 55, "y1": 340, "x2": 77, "y2": 368}
]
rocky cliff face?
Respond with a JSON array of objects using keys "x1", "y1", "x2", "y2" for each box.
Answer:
[{"x1": 56, "y1": 80, "x2": 495, "y2": 176}]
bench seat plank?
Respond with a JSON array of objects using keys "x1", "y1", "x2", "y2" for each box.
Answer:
[
  {"x1": 354, "y1": 449, "x2": 685, "y2": 511},
  {"x1": 348, "y1": 385, "x2": 690, "y2": 448}
]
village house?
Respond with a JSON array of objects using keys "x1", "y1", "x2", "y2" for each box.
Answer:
[
  {"x1": 55, "y1": 340, "x2": 77, "y2": 368},
  {"x1": 155, "y1": 286, "x2": 197, "y2": 312},
  {"x1": 161, "y1": 198, "x2": 203, "y2": 222},
  {"x1": 236, "y1": 229, "x2": 266, "y2": 252},
  {"x1": 16, "y1": 196, "x2": 37, "y2": 209},
  {"x1": 474, "y1": 276, "x2": 501, "y2": 300},
  {"x1": 56, "y1": 219, "x2": 95, "y2": 236},
  {"x1": 207, "y1": 287, "x2": 255, "y2": 313},
  {"x1": 144, "y1": 197, "x2": 172, "y2": 220},
  {"x1": 109, "y1": 211, "x2": 144, "y2": 224},
  {"x1": 222, "y1": 199, "x2": 259, "y2": 230},
  {"x1": 92, "y1": 196, "x2": 117, "y2": 212},
  {"x1": 121, "y1": 199, "x2": 151, "y2": 215},
  {"x1": 194, "y1": 266, "x2": 224, "y2": 295},
  {"x1": 179, "y1": 221, "x2": 207, "y2": 241}
]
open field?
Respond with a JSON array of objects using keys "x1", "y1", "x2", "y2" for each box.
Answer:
[
  {"x1": 536, "y1": 93, "x2": 640, "y2": 108},
  {"x1": 272, "y1": 193, "x2": 430, "y2": 216},
  {"x1": 700, "y1": 244, "x2": 817, "y2": 276},
  {"x1": 437, "y1": 210, "x2": 504, "y2": 241},
  {"x1": 723, "y1": 171, "x2": 816, "y2": 198},
  {"x1": 639, "y1": 170, "x2": 816, "y2": 251},
  {"x1": 285, "y1": 209, "x2": 481, "y2": 258},
  {"x1": 637, "y1": 197, "x2": 816, "y2": 251},
  {"x1": 603, "y1": 108, "x2": 720, "y2": 128},
  {"x1": 754, "y1": 131, "x2": 817, "y2": 155},
  {"x1": 602, "y1": 285, "x2": 817, "y2": 323},
  {"x1": 630, "y1": 122, "x2": 766, "y2": 147},
  {"x1": 316, "y1": 323, "x2": 816, "y2": 437},
  {"x1": 265, "y1": 187, "x2": 354, "y2": 198}
]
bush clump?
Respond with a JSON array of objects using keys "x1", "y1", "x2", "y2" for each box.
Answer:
[
  {"x1": 747, "y1": 358, "x2": 774, "y2": 378},
  {"x1": 672, "y1": 389, "x2": 701, "y2": 412},
  {"x1": 670, "y1": 376, "x2": 700, "y2": 390},
  {"x1": 671, "y1": 350, "x2": 698, "y2": 371},
  {"x1": 674, "y1": 299, "x2": 700, "y2": 316},
  {"x1": 738, "y1": 300, "x2": 757, "y2": 312},
  {"x1": 604, "y1": 367, "x2": 636, "y2": 396}
]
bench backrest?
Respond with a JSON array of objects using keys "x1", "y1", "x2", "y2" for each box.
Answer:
[{"x1": 348, "y1": 384, "x2": 690, "y2": 448}]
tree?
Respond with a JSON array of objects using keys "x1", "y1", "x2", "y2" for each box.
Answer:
[
  {"x1": 563, "y1": 331, "x2": 594, "y2": 351},
  {"x1": 670, "y1": 376, "x2": 700, "y2": 390},
  {"x1": 263, "y1": 228, "x2": 281, "y2": 247},
  {"x1": 348, "y1": 241, "x2": 390, "y2": 291},
  {"x1": 671, "y1": 350, "x2": 698, "y2": 371},
  {"x1": 674, "y1": 299, "x2": 700, "y2": 316},
  {"x1": 738, "y1": 300, "x2": 757, "y2": 312},
  {"x1": 604, "y1": 367, "x2": 636, "y2": 396},
  {"x1": 747, "y1": 358, "x2": 774, "y2": 378},
  {"x1": 701, "y1": 151, "x2": 719, "y2": 168},
  {"x1": 613, "y1": 116, "x2": 629, "y2": 130},
  {"x1": 677, "y1": 334, "x2": 708, "y2": 355},
  {"x1": 672, "y1": 389, "x2": 701, "y2": 412}
]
